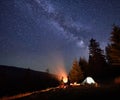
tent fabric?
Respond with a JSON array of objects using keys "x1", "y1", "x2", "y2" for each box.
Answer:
[{"x1": 81, "y1": 77, "x2": 96, "y2": 85}]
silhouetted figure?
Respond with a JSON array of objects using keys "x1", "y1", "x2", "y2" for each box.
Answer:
[
  {"x1": 67, "y1": 76, "x2": 70, "y2": 86},
  {"x1": 59, "y1": 76, "x2": 64, "y2": 88}
]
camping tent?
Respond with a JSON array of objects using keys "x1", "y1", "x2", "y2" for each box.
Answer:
[{"x1": 81, "y1": 77, "x2": 96, "y2": 85}]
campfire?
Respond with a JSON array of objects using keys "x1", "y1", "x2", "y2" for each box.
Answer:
[
  {"x1": 52, "y1": 64, "x2": 69, "y2": 88},
  {"x1": 59, "y1": 76, "x2": 69, "y2": 88},
  {"x1": 63, "y1": 77, "x2": 68, "y2": 83}
]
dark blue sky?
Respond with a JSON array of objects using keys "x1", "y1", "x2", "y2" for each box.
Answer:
[{"x1": 0, "y1": 0, "x2": 120, "y2": 73}]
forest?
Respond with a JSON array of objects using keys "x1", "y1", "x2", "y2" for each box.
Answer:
[{"x1": 68, "y1": 25, "x2": 120, "y2": 84}]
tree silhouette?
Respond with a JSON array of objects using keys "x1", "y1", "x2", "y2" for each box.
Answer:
[
  {"x1": 105, "y1": 25, "x2": 120, "y2": 77},
  {"x1": 106, "y1": 25, "x2": 120, "y2": 67},
  {"x1": 69, "y1": 58, "x2": 84, "y2": 83},
  {"x1": 88, "y1": 38, "x2": 107, "y2": 79},
  {"x1": 79, "y1": 57, "x2": 88, "y2": 77}
]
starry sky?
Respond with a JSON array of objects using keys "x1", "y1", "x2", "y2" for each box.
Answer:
[{"x1": 0, "y1": 0, "x2": 120, "y2": 73}]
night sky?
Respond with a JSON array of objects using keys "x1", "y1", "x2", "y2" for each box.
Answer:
[{"x1": 0, "y1": 0, "x2": 120, "y2": 73}]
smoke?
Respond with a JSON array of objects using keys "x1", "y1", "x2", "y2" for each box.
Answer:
[{"x1": 48, "y1": 52, "x2": 68, "y2": 80}]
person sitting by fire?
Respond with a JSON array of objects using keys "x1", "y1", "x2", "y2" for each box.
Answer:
[
  {"x1": 66, "y1": 76, "x2": 70, "y2": 86},
  {"x1": 59, "y1": 76, "x2": 65, "y2": 88}
]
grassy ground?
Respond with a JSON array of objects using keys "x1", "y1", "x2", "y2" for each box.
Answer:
[{"x1": 16, "y1": 84, "x2": 120, "y2": 100}]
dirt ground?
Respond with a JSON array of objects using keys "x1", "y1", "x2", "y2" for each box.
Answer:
[{"x1": 16, "y1": 84, "x2": 120, "y2": 100}]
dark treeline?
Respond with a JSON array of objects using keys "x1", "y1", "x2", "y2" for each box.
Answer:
[{"x1": 69, "y1": 25, "x2": 120, "y2": 84}]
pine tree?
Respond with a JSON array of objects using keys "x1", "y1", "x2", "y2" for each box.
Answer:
[
  {"x1": 69, "y1": 58, "x2": 84, "y2": 83},
  {"x1": 88, "y1": 38, "x2": 107, "y2": 78},
  {"x1": 79, "y1": 57, "x2": 88, "y2": 77},
  {"x1": 106, "y1": 25, "x2": 120, "y2": 66}
]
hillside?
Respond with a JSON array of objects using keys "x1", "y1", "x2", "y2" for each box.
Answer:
[{"x1": 0, "y1": 65, "x2": 59, "y2": 97}]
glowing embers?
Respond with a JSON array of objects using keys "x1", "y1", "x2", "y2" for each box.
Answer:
[{"x1": 70, "y1": 82, "x2": 80, "y2": 86}]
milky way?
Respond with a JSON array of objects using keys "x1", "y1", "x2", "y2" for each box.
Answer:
[{"x1": 0, "y1": 0, "x2": 120, "y2": 72}]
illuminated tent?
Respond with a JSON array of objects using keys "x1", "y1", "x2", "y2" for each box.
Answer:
[{"x1": 81, "y1": 77, "x2": 96, "y2": 85}]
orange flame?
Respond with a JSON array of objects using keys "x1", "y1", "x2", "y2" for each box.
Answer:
[{"x1": 63, "y1": 77, "x2": 68, "y2": 83}]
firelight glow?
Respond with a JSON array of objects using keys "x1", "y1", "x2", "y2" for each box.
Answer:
[
  {"x1": 55, "y1": 64, "x2": 68, "y2": 83},
  {"x1": 63, "y1": 77, "x2": 68, "y2": 83},
  {"x1": 50, "y1": 53, "x2": 68, "y2": 83}
]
